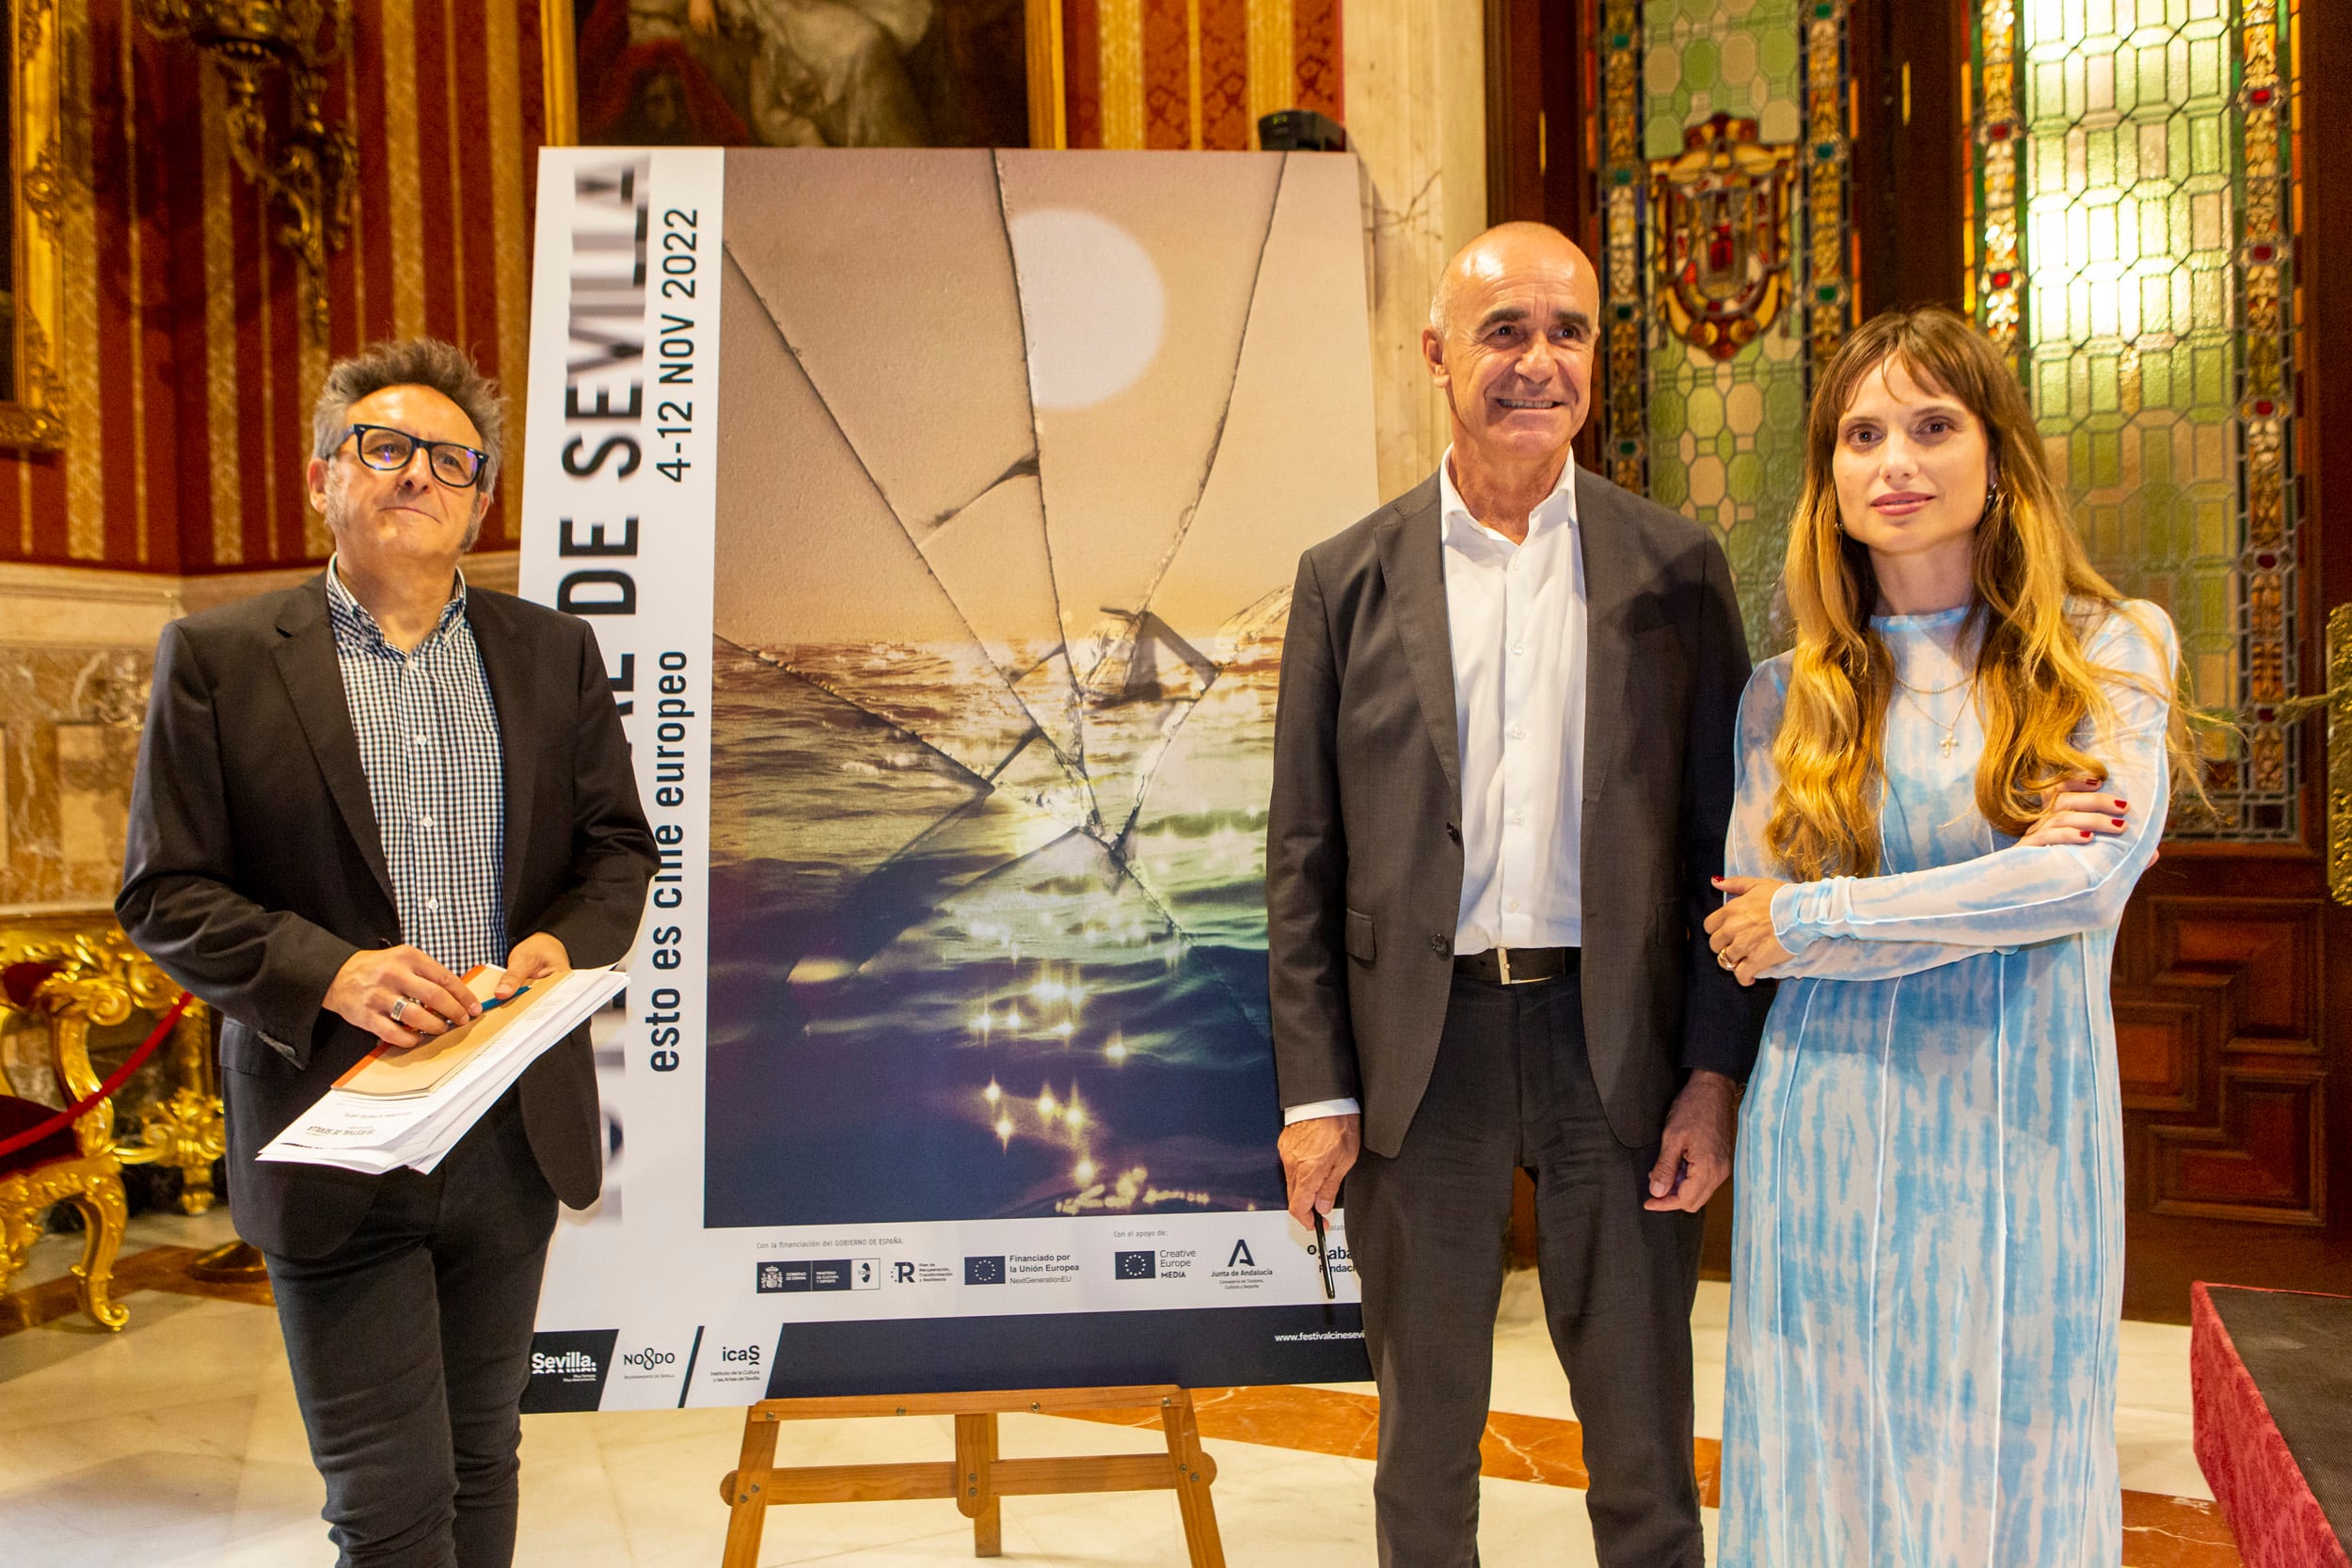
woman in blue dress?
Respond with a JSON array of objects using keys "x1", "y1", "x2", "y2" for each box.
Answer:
[{"x1": 1705, "y1": 306, "x2": 2185, "y2": 1566}]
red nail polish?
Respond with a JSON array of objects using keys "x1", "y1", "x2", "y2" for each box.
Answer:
[
  {"x1": 2112, "y1": 818, "x2": 2124, "y2": 828},
  {"x1": 2114, "y1": 800, "x2": 2128, "y2": 809},
  {"x1": 2080, "y1": 829, "x2": 2092, "y2": 838}
]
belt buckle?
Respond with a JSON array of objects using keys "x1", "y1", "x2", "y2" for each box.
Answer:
[{"x1": 1497, "y1": 946, "x2": 1515, "y2": 985}]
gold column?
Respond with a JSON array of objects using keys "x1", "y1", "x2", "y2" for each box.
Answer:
[
  {"x1": 1098, "y1": 0, "x2": 1146, "y2": 150},
  {"x1": 1185, "y1": 0, "x2": 1203, "y2": 150},
  {"x1": 380, "y1": 0, "x2": 427, "y2": 341},
  {"x1": 119, "y1": 11, "x2": 151, "y2": 564},
  {"x1": 438, "y1": 0, "x2": 469, "y2": 340},
  {"x1": 1245, "y1": 0, "x2": 1295, "y2": 147},
  {"x1": 1024, "y1": 0, "x2": 1067, "y2": 149},
  {"x1": 61, "y1": 0, "x2": 103, "y2": 562},
  {"x1": 199, "y1": 64, "x2": 245, "y2": 566},
  {"x1": 487, "y1": 0, "x2": 532, "y2": 526},
  {"x1": 539, "y1": 0, "x2": 580, "y2": 145}
]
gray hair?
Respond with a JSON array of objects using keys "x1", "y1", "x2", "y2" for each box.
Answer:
[{"x1": 311, "y1": 338, "x2": 506, "y2": 500}]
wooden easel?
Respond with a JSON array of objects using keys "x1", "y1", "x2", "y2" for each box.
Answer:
[{"x1": 717, "y1": 1385, "x2": 1224, "y2": 1567}]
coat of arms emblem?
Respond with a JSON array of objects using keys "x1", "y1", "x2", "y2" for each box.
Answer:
[{"x1": 1649, "y1": 112, "x2": 1798, "y2": 359}]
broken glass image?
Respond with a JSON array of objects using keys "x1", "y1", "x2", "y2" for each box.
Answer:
[{"x1": 704, "y1": 149, "x2": 1376, "y2": 1227}]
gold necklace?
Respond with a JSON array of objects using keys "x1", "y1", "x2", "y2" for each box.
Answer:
[
  {"x1": 1891, "y1": 670, "x2": 1970, "y2": 697},
  {"x1": 1893, "y1": 682, "x2": 1971, "y2": 758}
]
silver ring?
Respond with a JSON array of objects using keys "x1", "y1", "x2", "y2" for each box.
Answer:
[{"x1": 389, "y1": 996, "x2": 411, "y2": 1023}]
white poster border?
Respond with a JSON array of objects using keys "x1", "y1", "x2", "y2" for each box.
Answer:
[{"x1": 516, "y1": 147, "x2": 1362, "y2": 1413}]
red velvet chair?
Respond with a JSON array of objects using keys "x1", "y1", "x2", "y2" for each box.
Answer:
[{"x1": 0, "y1": 959, "x2": 133, "y2": 1329}]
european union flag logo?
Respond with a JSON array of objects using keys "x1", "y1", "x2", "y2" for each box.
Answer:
[
  {"x1": 1114, "y1": 1250, "x2": 1156, "y2": 1280},
  {"x1": 963, "y1": 1255, "x2": 1006, "y2": 1285}
]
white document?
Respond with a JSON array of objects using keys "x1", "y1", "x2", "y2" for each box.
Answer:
[{"x1": 260, "y1": 966, "x2": 629, "y2": 1175}]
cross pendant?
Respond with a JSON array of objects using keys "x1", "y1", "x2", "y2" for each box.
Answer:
[{"x1": 1940, "y1": 733, "x2": 1957, "y2": 758}]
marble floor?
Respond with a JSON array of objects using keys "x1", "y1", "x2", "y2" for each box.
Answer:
[{"x1": 1, "y1": 1210, "x2": 2241, "y2": 1567}]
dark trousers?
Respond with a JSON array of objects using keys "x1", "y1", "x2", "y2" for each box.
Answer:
[
  {"x1": 1346, "y1": 969, "x2": 1706, "y2": 1568},
  {"x1": 263, "y1": 1096, "x2": 558, "y2": 1568}
]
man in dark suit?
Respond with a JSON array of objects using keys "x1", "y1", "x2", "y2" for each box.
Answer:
[
  {"x1": 118, "y1": 339, "x2": 656, "y2": 1568},
  {"x1": 1267, "y1": 224, "x2": 1767, "y2": 1566}
]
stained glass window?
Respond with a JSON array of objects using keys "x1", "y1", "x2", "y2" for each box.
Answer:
[
  {"x1": 1972, "y1": 0, "x2": 2299, "y2": 838},
  {"x1": 1598, "y1": 0, "x2": 1852, "y2": 659}
]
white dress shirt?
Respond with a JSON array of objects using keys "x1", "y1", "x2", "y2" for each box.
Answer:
[{"x1": 1284, "y1": 451, "x2": 1589, "y2": 1124}]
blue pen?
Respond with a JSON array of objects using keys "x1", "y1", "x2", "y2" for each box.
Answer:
[{"x1": 476, "y1": 983, "x2": 532, "y2": 1013}]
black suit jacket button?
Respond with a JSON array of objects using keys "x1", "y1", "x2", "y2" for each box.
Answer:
[{"x1": 1430, "y1": 933, "x2": 1449, "y2": 955}]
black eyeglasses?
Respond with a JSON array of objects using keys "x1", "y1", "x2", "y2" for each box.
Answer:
[{"x1": 340, "y1": 423, "x2": 488, "y2": 489}]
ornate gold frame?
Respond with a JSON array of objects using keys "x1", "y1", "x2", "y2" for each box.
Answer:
[
  {"x1": 535, "y1": 0, "x2": 1067, "y2": 150},
  {"x1": 0, "y1": 0, "x2": 68, "y2": 450}
]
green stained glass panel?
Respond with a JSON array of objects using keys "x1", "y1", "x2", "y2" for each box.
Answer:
[
  {"x1": 1642, "y1": 0, "x2": 1813, "y2": 658},
  {"x1": 2001, "y1": 0, "x2": 2297, "y2": 838}
]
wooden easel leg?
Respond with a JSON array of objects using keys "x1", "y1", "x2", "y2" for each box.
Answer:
[
  {"x1": 1158, "y1": 1392, "x2": 1226, "y2": 1568},
  {"x1": 955, "y1": 1411, "x2": 1002, "y2": 1557},
  {"x1": 721, "y1": 1409, "x2": 779, "y2": 1568}
]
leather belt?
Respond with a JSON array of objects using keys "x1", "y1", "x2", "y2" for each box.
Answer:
[{"x1": 1453, "y1": 945, "x2": 1579, "y2": 986}]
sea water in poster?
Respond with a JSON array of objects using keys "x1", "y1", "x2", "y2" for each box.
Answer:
[{"x1": 517, "y1": 146, "x2": 1377, "y2": 1410}]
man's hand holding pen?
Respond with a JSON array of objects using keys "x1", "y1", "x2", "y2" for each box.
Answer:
[{"x1": 1279, "y1": 1112, "x2": 1359, "y2": 1227}]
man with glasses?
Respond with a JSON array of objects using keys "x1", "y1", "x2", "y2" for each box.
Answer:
[{"x1": 119, "y1": 339, "x2": 656, "y2": 1568}]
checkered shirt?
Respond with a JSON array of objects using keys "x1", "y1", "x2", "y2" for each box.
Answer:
[{"x1": 326, "y1": 562, "x2": 508, "y2": 974}]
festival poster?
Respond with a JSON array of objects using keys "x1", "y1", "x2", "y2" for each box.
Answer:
[{"x1": 517, "y1": 146, "x2": 1376, "y2": 1410}]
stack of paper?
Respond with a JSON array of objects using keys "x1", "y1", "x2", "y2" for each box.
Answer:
[{"x1": 259, "y1": 965, "x2": 629, "y2": 1175}]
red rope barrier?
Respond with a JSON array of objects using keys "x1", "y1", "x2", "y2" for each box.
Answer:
[{"x1": 0, "y1": 990, "x2": 194, "y2": 1163}]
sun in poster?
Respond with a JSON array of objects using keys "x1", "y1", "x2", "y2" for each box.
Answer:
[{"x1": 698, "y1": 149, "x2": 1376, "y2": 1228}]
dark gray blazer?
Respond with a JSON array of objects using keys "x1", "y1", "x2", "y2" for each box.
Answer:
[
  {"x1": 1266, "y1": 467, "x2": 1769, "y2": 1158},
  {"x1": 117, "y1": 577, "x2": 657, "y2": 1259}
]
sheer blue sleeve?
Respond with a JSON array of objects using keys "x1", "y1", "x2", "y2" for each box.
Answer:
[{"x1": 1767, "y1": 605, "x2": 2176, "y2": 957}]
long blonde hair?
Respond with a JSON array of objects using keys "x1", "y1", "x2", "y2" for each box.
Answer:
[{"x1": 1768, "y1": 306, "x2": 2159, "y2": 880}]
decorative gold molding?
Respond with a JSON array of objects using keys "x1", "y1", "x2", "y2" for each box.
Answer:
[
  {"x1": 1802, "y1": 0, "x2": 1852, "y2": 371},
  {"x1": 1245, "y1": 0, "x2": 1294, "y2": 146},
  {"x1": 1025, "y1": 0, "x2": 1068, "y2": 150},
  {"x1": 1596, "y1": 0, "x2": 1646, "y2": 493},
  {"x1": 1184, "y1": 0, "x2": 1203, "y2": 150},
  {"x1": 199, "y1": 62, "x2": 243, "y2": 566},
  {"x1": 539, "y1": 0, "x2": 579, "y2": 147},
  {"x1": 1098, "y1": 0, "x2": 1146, "y2": 150},
  {"x1": 0, "y1": 0, "x2": 72, "y2": 451},
  {"x1": 486, "y1": 0, "x2": 532, "y2": 532},
  {"x1": 380, "y1": 0, "x2": 424, "y2": 341},
  {"x1": 1966, "y1": 0, "x2": 2023, "y2": 359},
  {"x1": 60, "y1": 0, "x2": 98, "y2": 557},
  {"x1": 135, "y1": 0, "x2": 358, "y2": 344},
  {"x1": 2328, "y1": 605, "x2": 2352, "y2": 906}
]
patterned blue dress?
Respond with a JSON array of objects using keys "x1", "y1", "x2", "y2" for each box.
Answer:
[{"x1": 1717, "y1": 603, "x2": 2176, "y2": 1567}]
